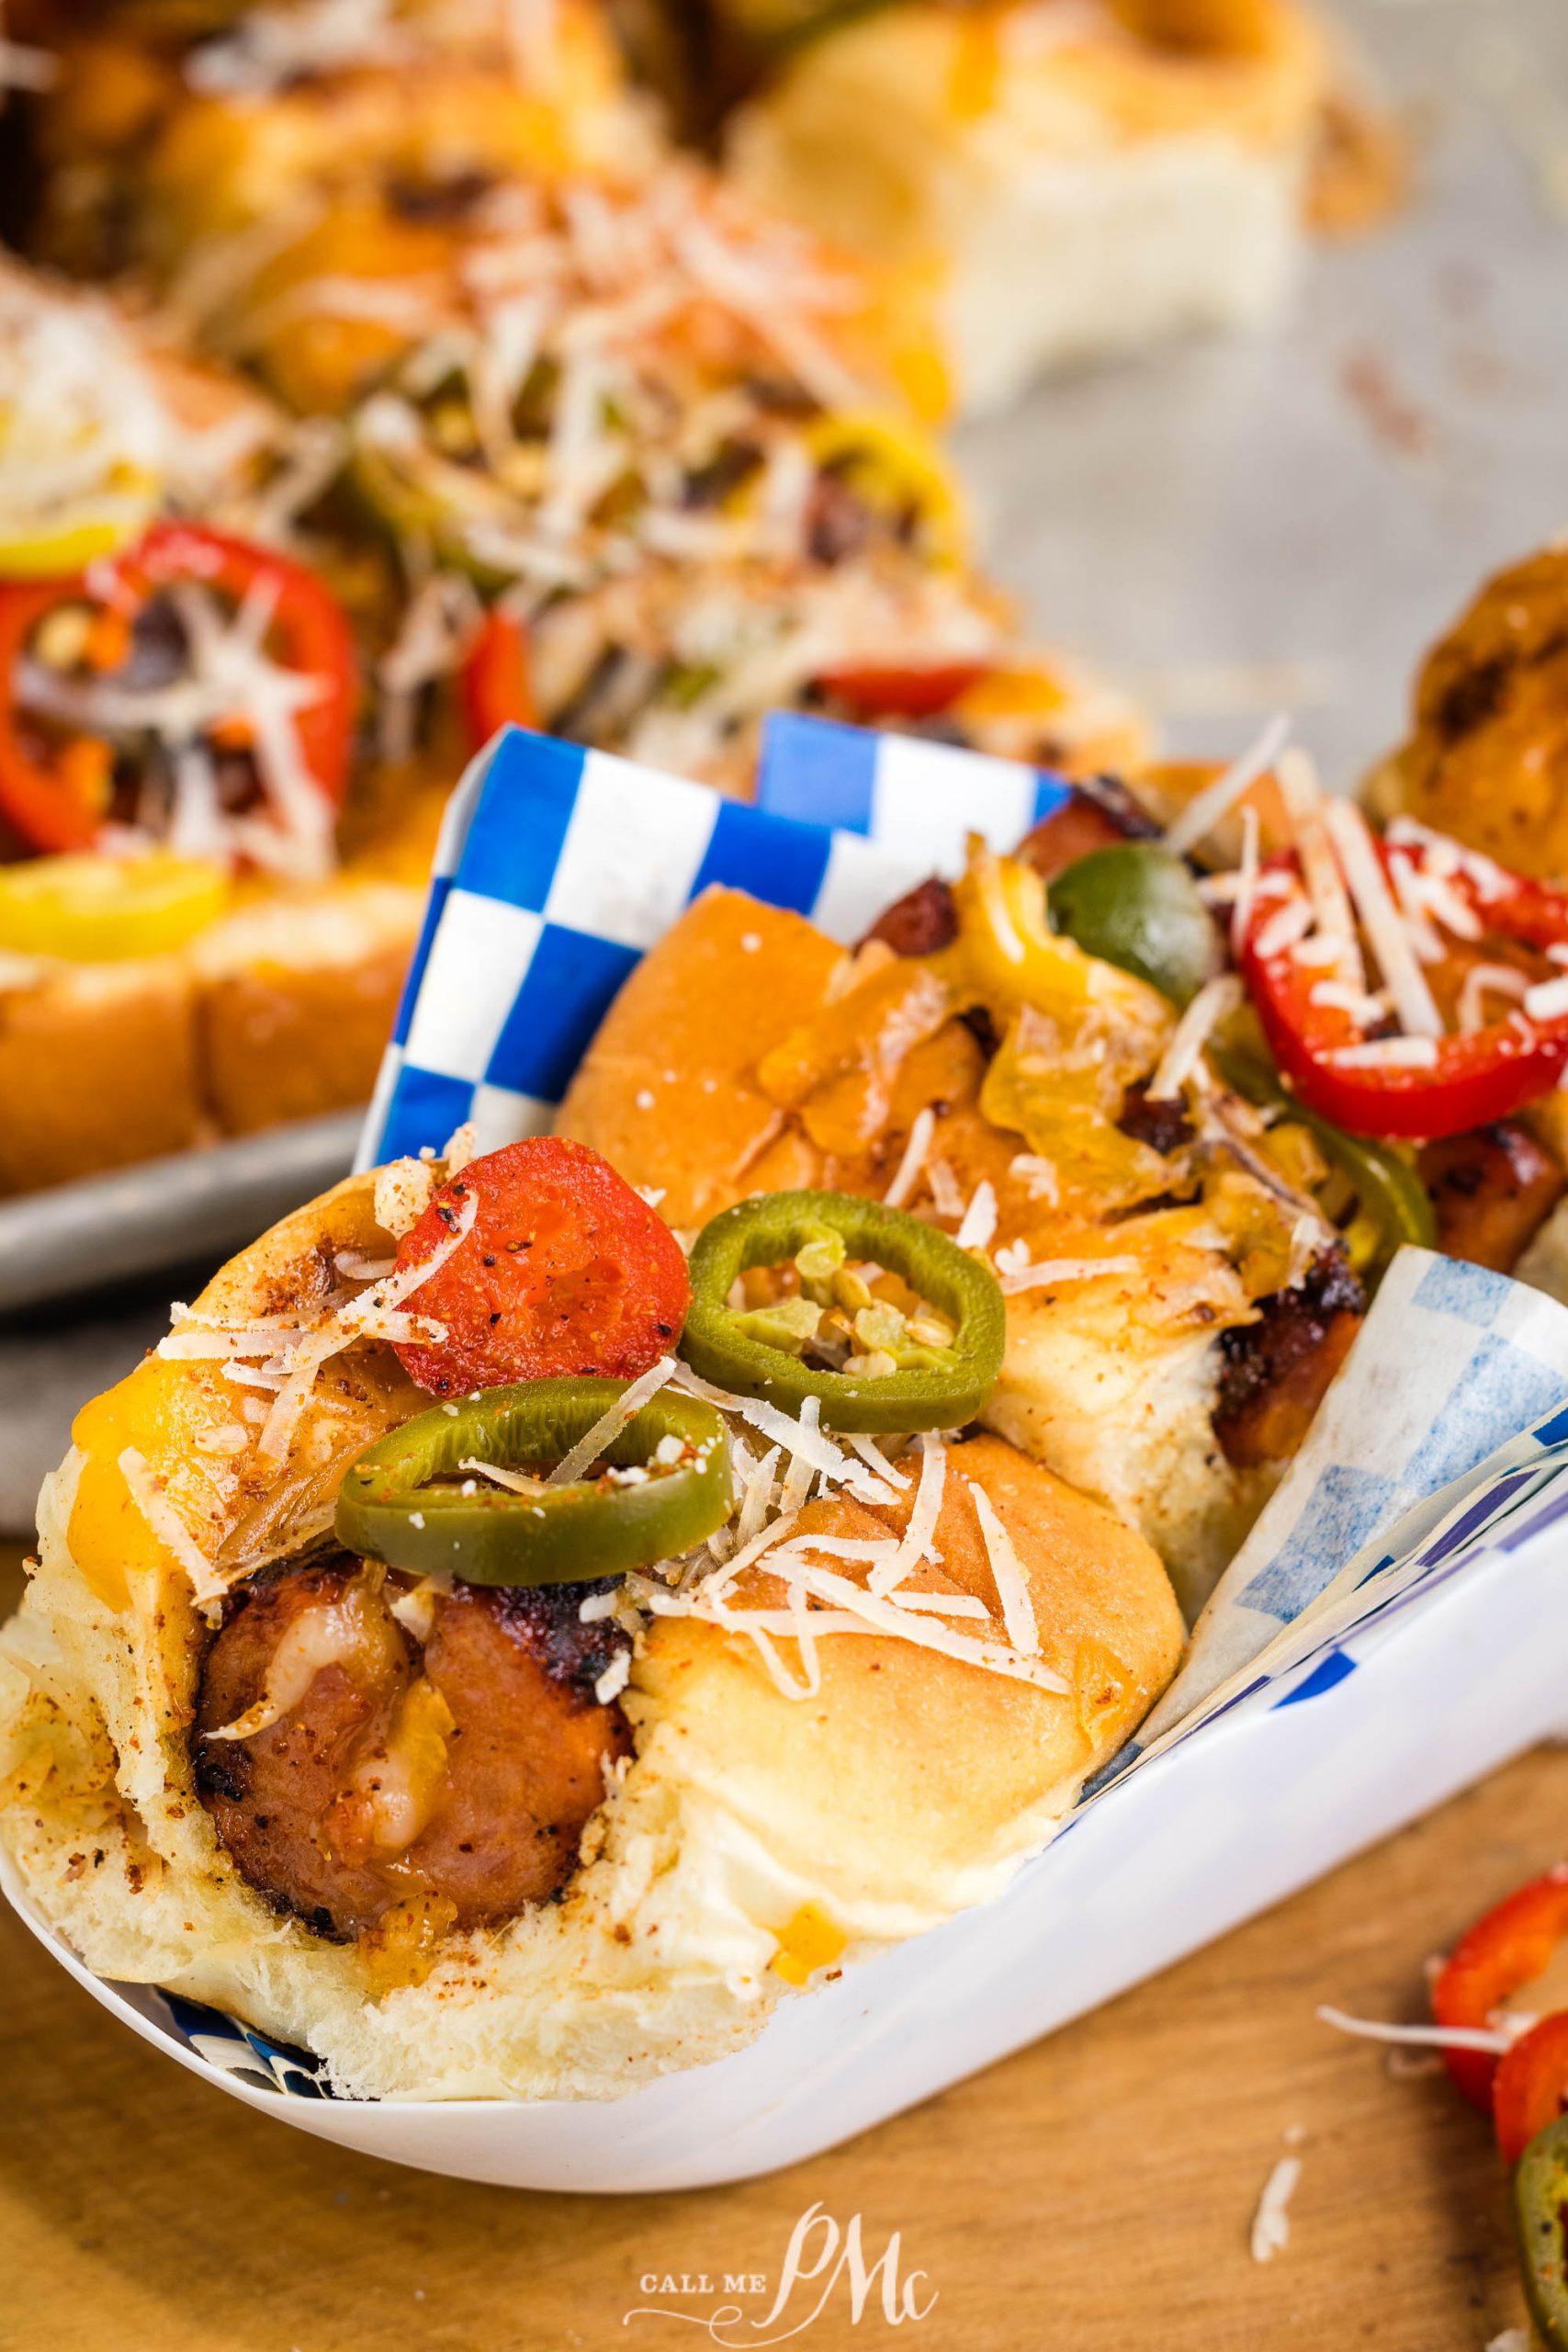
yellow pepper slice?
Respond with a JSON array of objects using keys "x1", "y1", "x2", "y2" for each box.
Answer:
[
  {"x1": 0, "y1": 484, "x2": 160, "y2": 579},
  {"x1": 0, "y1": 850, "x2": 230, "y2": 962},
  {"x1": 803, "y1": 410, "x2": 967, "y2": 561}
]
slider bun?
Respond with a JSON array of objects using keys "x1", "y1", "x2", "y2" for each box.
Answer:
[
  {"x1": 633, "y1": 1435, "x2": 1182, "y2": 1932},
  {"x1": 0, "y1": 1180, "x2": 1179, "y2": 2098},
  {"x1": 556, "y1": 885, "x2": 843, "y2": 1227}
]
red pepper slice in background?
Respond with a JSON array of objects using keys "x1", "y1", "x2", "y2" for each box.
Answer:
[
  {"x1": 813, "y1": 661, "x2": 989, "y2": 721},
  {"x1": 1239, "y1": 838, "x2": 1568, "y2": 1140},
  {"x1": 392, "y1": 1136, "x2": 692, "y2": 1398},
  {"x1": 0, "y1": 522, "x2": 355, "y2": 855},
  {"x1": 460, "y1": 606, "x2": 536, "y2": 749},
  {"x1": 1495, "y1": 2013, "x2": 1568, "y2": 2164},
  {"x1": 1433, "y1": 1869, "x2": 1568, "y2": 2111}
]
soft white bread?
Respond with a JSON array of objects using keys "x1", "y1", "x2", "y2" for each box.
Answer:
[
  {"x1": 0, "y1": 1170, "x2": 1182, "y2": 2100},
  {"x1": 193, "y1": 878, "x2": 423, "y2": 1135},
  {"x1": 0, "y1": 953, "x2": 205, "y2": 1195},
  {"x1": 0, "y1": 875, "x2": 423, "y2": 1199},
  {"x1": 728, "y1": 0, "x2": 1331, "y2": 413}
]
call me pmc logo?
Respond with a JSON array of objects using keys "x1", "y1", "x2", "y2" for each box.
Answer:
[{"x1": 625, "y1": 2202, "x2": 937, "y2": 2343}]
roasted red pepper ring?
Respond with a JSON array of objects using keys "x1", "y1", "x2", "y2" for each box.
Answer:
[
  {"x1": 1433, "y1": 1868, "x2": 1568, "y2": 2111},
  {"x1": 392, "y1": 1137, "x2": 692, "y2": 1398},
  {"x1": 1239, "y1": 838, "x2": 1568, "y2": 1141},
  {"x1": 813, "y1": 661, "x2": 989, "y2": 720},
  {"x1": 460, "y1": 606, "x2": 536, "y2": 749},
  {"x1": 0, "y1": 522, "x2": 356, "y2": 854},
  {"x1": 1495, "y1": 2012, "x2": 1568, "y2": 2165}
]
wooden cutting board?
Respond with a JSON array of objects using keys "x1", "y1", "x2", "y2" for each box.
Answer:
[{"x1": 0, "y1": 1532, "x2": 1551, "y2": 2352}]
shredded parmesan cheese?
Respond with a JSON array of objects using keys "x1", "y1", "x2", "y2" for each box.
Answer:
[
  {"x1": 954, "y1": 1179, "x2": 998, "y2": 1253},
  {"x1": 373, "y1": 1156, "x2": 436, "y2": 1238},
  {"x1": 1280, "y1": 752, "x2": 1367, "y2": 992},
  {"x1": 546, "y1": 1356, "x2": 677, "y2": 1486},
  {"x1": 1525, "y1": 976, "x2": 1568, "y2": 1022},
  {"x1": 1323, "y1": 799, "x2": 1443, "y2": 1039},
  {"x1": 594, "y1": 1650, "x2": 632, "y2": 1705},
  {"x1": 1460, "y1": 964, "x2": 1530, "y2": 1032},
  {"x1": 1230, "y1": 800, "x2": 1260, "y2": 959},
  {"x1": 1254, "y1": 894, "x2": 1314, "y2": 960},
  {"x1": 926, "y1": 1158, "x2": 966, "y2": 1222},
  {"x1": 848, "y1": 1435, "x2": 910, "y2": 1491},
  {"x1": 884, "y1": 1106, "x2": 937, "y2": 1209},
  {"x1": 872, "y1": 1433, "x2": 947, "y2": 1595},
  {"x1": 1249, "y1": 2154, "x2": 1302, "y2": 2264},
  {"x1": 1146, "y1": 975, "x2": 1242, "y2": 1102},
  {"x1": 778, "y1": 1393, "x2": 826, "y2": 1514},
  {"x1": 1315, "y1": 2005, "x2": 1513, "y2": 2053},
  {"x1": 1008, "y1": 1155, "x2": 1058, "y2": 1204},
  {"x1": 1162, "y1": 712, "x2": 1291, "y2": 858},
  {"x1": 1325, "y1": 1037, "x2": 1439, "y2": 1070},
  {"x1": 998, "y1": 1255, "x2": 1143, "y2": 1295},
  {"x1": 118, "y1": 1448, "x2": 226, "y2": 1607},
  {"x1": 965, "y1": 1478, "x2": 1040, "y2": 1657}
]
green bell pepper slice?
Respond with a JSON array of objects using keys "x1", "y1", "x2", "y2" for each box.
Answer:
[
  {"x1": 1516, "y1": 2111, "x2": 1568, "y2": 2347},
  {"x1": 1214, "y1": 1040, "x2": 1436, "y2": 1272},
  {"x1": 1048, "y1": 843, "x2": 1221, "y2": 1008},
  {"x1": 682, "y1": 1189, "x2": 1006, "y2": 1433},
  {"x1": 334, "y1": 1379, "x2": 733, "y2": 1585}
]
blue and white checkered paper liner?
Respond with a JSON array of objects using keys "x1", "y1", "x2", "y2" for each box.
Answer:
[
  {"x1": 756, "y1": 709, "x2": 1072, "y2": 863},
  {"x1": 360, "y1": 726, "x2": 939, "y2": 1170}
]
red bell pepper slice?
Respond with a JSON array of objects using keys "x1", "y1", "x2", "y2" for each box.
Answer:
[
  {"x1": 1238, "y1": 832, "x2": 1568, "y2": 1140},
  {"x1": 1495, "y1": 2012, "x2": 1568, "y2": 2164},
  {"x1": 460, "y1": 606, "x2": 536, "y2": 749},
  {"x1": 0, "y1": 522, "x2": 355, "y2": 856},
  {"x1": 1433, "y1": 1869, "x2": 1568, "y2": 2111},
  {"x1": 813, "y1": 661, "x2": 988, "y2": 721}
]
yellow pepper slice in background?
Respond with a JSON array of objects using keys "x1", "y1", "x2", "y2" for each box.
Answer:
[
  {"x1": 0, "y1": 495, "x2": 159, "y2": 578},
  {"x1": 0, "y1": 850, "x2": 230, "y2": 962},
  {"x1": 803, "y1": 410, "x2": 967, "y2": 561}
]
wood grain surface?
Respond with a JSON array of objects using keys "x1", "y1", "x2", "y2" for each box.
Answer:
[{"x1": 0, "y1": 1539, "x2": 1551, "y2": 2352}]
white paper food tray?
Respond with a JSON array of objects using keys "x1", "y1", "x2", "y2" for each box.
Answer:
[
  {"x1": 7, "y1": 1504, "x2": 1567, "y2": 2192},
  {"x1": 8, "y1": 720, "x2": 1568, "y2": 2192}
]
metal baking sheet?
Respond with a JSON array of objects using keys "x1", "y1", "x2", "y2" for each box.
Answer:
[{"x1": 0, "y1": 1110, "x2": 362, "y2": 1317}]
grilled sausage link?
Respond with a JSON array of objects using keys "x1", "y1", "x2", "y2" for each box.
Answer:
[
  {"x1": 1213, "y1": 1250, "x2": 1366, "y2": 1470},
  {"x1": 195, "y1": 1555, "x2": 630, "y2": 1941}
]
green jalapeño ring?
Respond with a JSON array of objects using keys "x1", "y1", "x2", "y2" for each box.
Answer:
[
  {"x1": 681, "y1": 1188, "x2": 1007, "y2": 1434},
  {"x1": 335, "y1": 1379, "x2": 734, "y2": 1585}
]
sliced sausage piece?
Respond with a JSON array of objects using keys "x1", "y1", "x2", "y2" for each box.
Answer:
[
  {"x1": 195, "y1": 1557, "x2": 629, "y2": 1941},
  {"x1": 1017, "y1": 782, "x2": 1156, "y2": 882},
  {"x1": 402, "y1": 1583, "x2": 633, "y2": 1926},
  {"x1": 1213, "y1": 1252, "x2": 1366, "y2": 1470},
  {"x1": 1417, "y1": 1122, "x2": 1565, "y2": 1272}
]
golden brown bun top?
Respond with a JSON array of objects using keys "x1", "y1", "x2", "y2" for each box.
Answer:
[
  {"x1": 634, "y1": 1431, "x2": 1183, "y2": 1908},
  {"x1": 557, "y1": 880, "x2": 1098, "y2": 1261},
  {"x1": 1369, "y1": 545, "x2": 1568, "y2": 883},
  {"x1": 555, "y1": 886, "x2": 844, "y2": 1227}
]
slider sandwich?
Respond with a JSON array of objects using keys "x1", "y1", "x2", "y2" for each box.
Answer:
[
  {"x1": 0, "y1": 259, "x2": 434, "y2": 1197},
  {"x1": 0, "y1": 1132, "x2": 1182, "y2": 2098}
]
